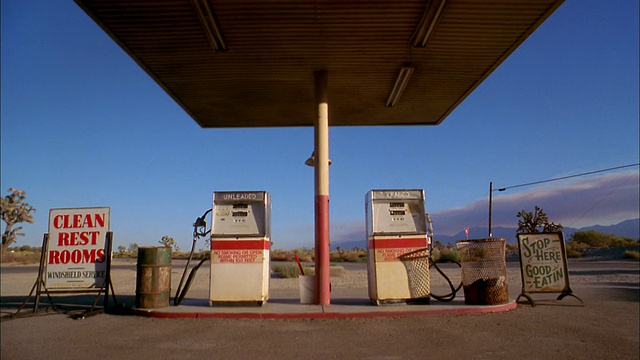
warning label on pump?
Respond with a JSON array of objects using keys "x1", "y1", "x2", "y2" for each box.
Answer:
[
  {"x1": 212, "y1": 250, "x2": 263, "y2": 263},
  {"x1": 375, "y1": 248, "x2": 421, "y2": 262}
]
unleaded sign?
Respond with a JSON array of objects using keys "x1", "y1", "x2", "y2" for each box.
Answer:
[{"x1": 46, "y1": 207, "x2": 110, "y2": 289}]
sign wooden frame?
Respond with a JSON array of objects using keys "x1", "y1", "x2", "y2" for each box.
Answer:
[
  {"x1": 516, "y1": 232, "x2": 582, "y2": 306},
  {"x1": 29, "y1": 232, "x2": 117, "y2": 318},
  {"x1": 7, "y1": 232, "x2": 118, "y2": 320}
]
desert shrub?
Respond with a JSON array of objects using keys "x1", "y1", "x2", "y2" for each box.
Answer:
[
  {"x1": 565, "y1": 247, "x2": 584, "y2": 258},
  {"x1": 292, "y1": 248, "x2": 314, "y2": 262},
  {"x1": 431, "y1": 248, "x2": 441, "y2": 261},
  {"x1": 611, "y1": 237, "x2": 640, "y2": 247},
  {"x1": 569, "y1": 230, "x2": 638, "y2": 248},
  {"x1": 565, "y1": 240, "x2": 589, "y2": 258},
  {"x1": 272, "y1": 263, "x2": 313, "y2": 278},
  {"x1": 172, "y1": 251, "x2": 192, "y2": 259},
  {"x1": 439, "y1": 248, "x2": 460, "y2": 263},
  {"x1": 2, "y1": 249, "x2": 42, "y2": 264},
  {"x1": 273, "y1": 248, "x2": 369, "y2": 263},
  {"x1": 295, "y1": 265, "x2": 346, "y2": 277},
  {"x1": 271, "y1": 249, "x2": 290, "y2": 261},
  {"x1": 272, "y1": 263, "x2": 346, "y2": 278},
  {"x1": 623, "y1": 250, "x2": 640, "y2": 260},
  {"x1": 505, "y1": 243, "x2": 519, "y2": 251},
  {"x1": 330, "y1": 249, "x2": 367, "y2": 263},
  {"x1": 271, "y1": 248, "x2": 314, "y2": 262},
  {"x1": 430, "y1": 248, "x2": 460, "y2": 263}
]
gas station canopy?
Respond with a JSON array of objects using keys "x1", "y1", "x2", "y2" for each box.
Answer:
[{"x1": 75, "y1": 0, "x2": 563, "y2": 128}]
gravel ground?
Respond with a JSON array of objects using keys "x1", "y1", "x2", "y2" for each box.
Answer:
[{"x1": 1, "y1": 258, "x2": 638, "y2": 360}]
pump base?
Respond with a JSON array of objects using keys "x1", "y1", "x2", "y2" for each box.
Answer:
[
  {"x1": 209, "y1": 300, "x2": 265, "y2": 307},
  {"x1": 372, "y1": 297, "x2": 431, "y2": 306}
]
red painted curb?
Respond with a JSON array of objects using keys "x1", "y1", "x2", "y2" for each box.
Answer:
[{"x1": 131, "y1": 300, "x2": 517, "y2": 319}]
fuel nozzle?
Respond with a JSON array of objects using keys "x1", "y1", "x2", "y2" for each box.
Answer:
[
  {"x1": 194, "y1": 215, "x2": 207, "y2": 229},
  {"x1": 193, "y1": 208, "x2": 212, "y2": 238}
]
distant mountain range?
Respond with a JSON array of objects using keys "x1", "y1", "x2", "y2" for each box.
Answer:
[{"x1": 332, "y1": 218, "x2": 639, "y2": 250}]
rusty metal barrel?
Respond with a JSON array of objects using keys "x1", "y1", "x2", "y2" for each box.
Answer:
[{"x1": 136, "y1": 246, "x2": 171, "y2": 308}]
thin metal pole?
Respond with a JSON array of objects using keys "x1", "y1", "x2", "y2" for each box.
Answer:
[
  {"x1": 104, "y1": 231, "x2": 113, "y2": 308},
  {"x1": 489, "y1": 182, "x2": 493, "y2": 238},
  {"x1": 314, "y1": 70, "x2": 330, "y2": 305},
  {"x1": 34, "y1": 233, "x2": 49, "y2": 313}
]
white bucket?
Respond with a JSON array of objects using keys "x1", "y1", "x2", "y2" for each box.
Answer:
[{"x1": 298, "y1": 275, "x2": 315, "y2": 304}]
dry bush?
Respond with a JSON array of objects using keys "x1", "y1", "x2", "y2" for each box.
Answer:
[
  {"x1": 330, "y1": 249, "x2": 367, "y2": 263},
  {"x1": 623, "y1": 250, "x2": 640, "y2": 260},
  {"x1": 272, "y1": 263, "x2": 346, "y2": 278},
  {"x1": 1, "y1": 250, "x2": 41, "y2": 264}
]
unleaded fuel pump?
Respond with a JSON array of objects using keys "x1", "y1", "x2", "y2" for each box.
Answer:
[
  {"x1": 366, "y1": 189, "x2": 430, "y2": 305},
  {"x1": 209, "y1": 191, "x2": 271, "y2": 306}
]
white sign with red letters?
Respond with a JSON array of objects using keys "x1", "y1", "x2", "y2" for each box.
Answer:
[{"x1": 45, "y1": 207, "x2": 110, "y2": 289}]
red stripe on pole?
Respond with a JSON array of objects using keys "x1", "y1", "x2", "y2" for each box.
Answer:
[
  {"x1": 315, "y1": 194, "x2": 330, "y2": 305},
  {"x1": 210, "y1": 240, "x2": 270, "y2": 250},
  {"x1": 368, "y1": 237, "x2": 428, "y2": 249}
]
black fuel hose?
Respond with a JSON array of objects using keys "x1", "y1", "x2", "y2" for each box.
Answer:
[
  {"x1": 424, "y1": 213, "x2": 463, "y2": 302},
  {"x1": 174, "y1": 209, "x2": 211, "y2": 306},
  {"x1": 429, "y1": 259, "x2": 463, "y2": 302},
  {"x1": 173, "y1": 255, "x2": 209, "y2": 306}
]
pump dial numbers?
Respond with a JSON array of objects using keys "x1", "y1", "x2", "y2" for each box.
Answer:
[{"x1": 216, "y1": 208, "x2": 230, "y2": 216}]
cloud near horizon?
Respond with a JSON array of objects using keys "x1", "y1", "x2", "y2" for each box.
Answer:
[
  {"x1": 277, "y1": 171, "x2": 639, "y2": 248},
  {"x1": 431, "y1": 171, "x2": 639, "y2": 235}
]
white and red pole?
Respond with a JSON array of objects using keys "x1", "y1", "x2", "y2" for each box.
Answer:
[{"x1": 314, "y1": 70, "x2": 331, "y2": 305}]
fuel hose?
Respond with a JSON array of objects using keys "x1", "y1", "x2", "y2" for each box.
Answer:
[
  {"x1": 174, "y1": 209, "x2": 211, "y2": 306},
  {"x1": 425, "y1": 213, "x2": 463, "y2": 302},
  {"x1": 429, "y1": 259, "x2": 463, "y2": 302}
]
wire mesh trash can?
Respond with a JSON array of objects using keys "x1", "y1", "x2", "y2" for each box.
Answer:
[
  {"x1": 398, "y1": 247, "x2": 431, "y2": 301},
  {"x1": 457, "y1": 239, "x2": 508, "y2": 305}
]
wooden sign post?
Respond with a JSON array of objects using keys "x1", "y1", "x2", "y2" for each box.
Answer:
[{"x1": 516, "y1": 232, "x2": 583, "y2": 306}]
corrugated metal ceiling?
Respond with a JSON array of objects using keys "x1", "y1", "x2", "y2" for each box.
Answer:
[{"x1": 74, "y1": 0, "x2": 564, "y2": 128}]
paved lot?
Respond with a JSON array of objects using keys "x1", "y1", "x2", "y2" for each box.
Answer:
[{"x1": 1, "y1": 259, "x2": 638, "y2": 359}]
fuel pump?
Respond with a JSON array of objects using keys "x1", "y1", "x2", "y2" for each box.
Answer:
[
  {"x1": 366, "y1": 189, "x2": 430, "y2": 304},
  {"x1": 209, "y1": 191, "x2": 271, "y2": 306}
]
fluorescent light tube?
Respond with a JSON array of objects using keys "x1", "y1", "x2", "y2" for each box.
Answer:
[
  {"x1": 411, "y1": 0, "x2": 447, "y2": 48},
  {"x1": 192, "y1": 0, "x2": 226, "y2": 51},
  {"x1": 386, "y1": 67, "x2": 414, "y2": 107}
]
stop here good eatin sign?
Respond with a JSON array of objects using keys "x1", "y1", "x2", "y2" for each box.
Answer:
[{"x1": 46, "y1": 207, "x2": 110, "y2": 289}]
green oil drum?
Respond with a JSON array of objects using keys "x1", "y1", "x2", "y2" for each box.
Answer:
[{"x1": 136, "y1": 247, "x2": 171, "y2": 308}]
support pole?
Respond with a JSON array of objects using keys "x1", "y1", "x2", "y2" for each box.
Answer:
[
  {"x1": 314, "y1": 70, "x2": 330, "y2": 305},
  {"x1": 489, "y1": 182, "x2": 493, "y2": 238}
]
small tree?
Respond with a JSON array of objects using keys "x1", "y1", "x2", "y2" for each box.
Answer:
[
  {"x1": 159, "y1": 235, "x2": 174, "y2": 248},
  {"x1": 516, "y1": 206, "x2": 563, "y2": 234},
  {"x1": 1, "y1": 188, "x2": 36, "y2": 259},
  {"x1": 128, "y1": 243, "x2": 139, "y2": 256}
]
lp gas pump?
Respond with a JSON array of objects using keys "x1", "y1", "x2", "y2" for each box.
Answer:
[
  {"x1": 366, "y1": 189, "x2": 430, "y2": 304},
  {"x1": 209, "y1": 191, "x2": 271, "y2": 306}
]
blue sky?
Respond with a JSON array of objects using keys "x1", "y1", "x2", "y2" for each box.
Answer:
[{"x1": 2, "y1": 0, "x2": 638, "y2": 250}]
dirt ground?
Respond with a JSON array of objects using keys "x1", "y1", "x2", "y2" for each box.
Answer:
[{"x1": 1, "y1": 259, "x2": 638, "y2": 360}]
